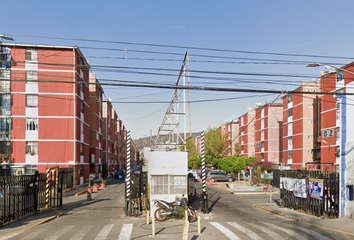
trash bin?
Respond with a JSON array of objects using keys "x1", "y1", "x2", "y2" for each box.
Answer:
[{"x1": 263, "y1": 184, "x2": 269, "y2": 191}]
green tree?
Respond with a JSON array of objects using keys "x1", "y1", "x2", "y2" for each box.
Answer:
[
  {"x1": 221, "y1": 156, "x2": 247, "y2": 176},
  {"x1": 204, "y1": 127, "x2": 225, "y2": 167},
  {"x1": 234, "y1": 142, "x2": 239, "y2": 157},
  {"x1": 184, "y1": 139, "x2": 201, "y2": 169}
]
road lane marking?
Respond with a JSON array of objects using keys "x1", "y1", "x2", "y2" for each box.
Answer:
[
  {"x1": 227, "y1": 222, "x2": 262, "y2": 240},
  {"x1": 44, "y1": 225, "x2": 75, "y2": 240},
  {"x1": 94, "y1": 224, "x2": 114, "y2": 240},
  {"x1": 246, "y1": 222, "x2": 283, "y2": 240},
  {"x1": 262, "y1": 222, "x2": 306, "y2": 240},
  {"x1": 69, "y1": 225, "x2": 92, "y2": 240},
  {"x1": 210, "y1": 222, "x2": 240, "y2": 240},
  {"x1": 118, "y1": 224, "x2": 133, "y2": 240}
]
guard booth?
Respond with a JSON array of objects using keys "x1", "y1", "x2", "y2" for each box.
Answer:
[{"x1": 144, "y1": 147, "x2": 188, "y2": 217}]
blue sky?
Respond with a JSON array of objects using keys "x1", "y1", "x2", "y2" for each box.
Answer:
[{"x1": 2, "y1": 1, "x2": 354, "y2": 139}]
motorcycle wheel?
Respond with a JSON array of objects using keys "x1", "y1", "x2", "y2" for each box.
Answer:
[
  {"x1": 155, "y1": 208, "x2": 167, "y2": 221},
  {"x1": 188, "y1": 209, "x2": 196, "y2": 222}
]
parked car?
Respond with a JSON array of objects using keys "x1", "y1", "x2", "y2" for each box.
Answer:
[
  {"x1": 207, "y1": 171, "x2": 234, "y2": 182},
  {"x1": 197, "y1": 169, "x2": 212, "y2": 179}
]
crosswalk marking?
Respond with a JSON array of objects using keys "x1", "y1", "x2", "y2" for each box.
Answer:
[
  {"x1": 69, "y1": 225, "x2": 93, "y2": 240},
  {"x1": 227, "y1": 222, "x2": 262, "y2": 240},
  {"x1": 246, "y1": 222, "x2": 283, "y2": 239},
  {"x1": 118, "y1": 224, "x2": 133, "y2": 240},
  {"x1": 23, "y1": 228, "x2": 47, "y2": 240},
  {"x1": 44, "y1": 225, "x2": 75, "y2": 240},
  {"x1": 94, "y1": 224, "x2": 114, "y2": 240},
  {"x1": 210, "y1": 222, "x2": 240, "y2": 240},
  {"x1": 283, "y1": 223, "x2": 333, "y2": 240},
  {"x1": 262, "y1": 222, "x2": 306, "y2": 240}
]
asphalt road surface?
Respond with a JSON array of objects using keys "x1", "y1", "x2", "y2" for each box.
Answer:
[{"x1": 0, "y1": 180, "x2": 351, "y2": 240}]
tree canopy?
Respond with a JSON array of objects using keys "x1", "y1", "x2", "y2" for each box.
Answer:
[{"x1": 204, "y1": 127, "x2": 225, "y2": 166}]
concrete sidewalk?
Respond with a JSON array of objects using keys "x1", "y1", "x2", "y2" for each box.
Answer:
[
  {"x1": 0, "y1": 177, "x2": 120, "y2": 238},
  {"x1": 211, "y1": 180, "x2": 354, "y2": 236}
]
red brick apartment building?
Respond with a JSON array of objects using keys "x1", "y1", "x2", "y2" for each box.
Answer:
[
  {"x1": 239, "y1": 108, "x2": 256, "y2": 157},
  {"x1": 0, "y1": 43, "x2": 134, "y2": 185},
  {"x1": 254, "y1": 103, "x2": 283, "y2": 163},
  {"x1": 318, "y1": 62, "x2": 354, "y2": 218},
  {"x1": 89, "y1": 73, "x2": 103, "y2": 179},
  {"x1": 282, "y1": 82, "x2": 320, "y2": 169},
  {"x1": 221, "y1": 120, "x2": 239, "y2": 156},
  {"x1": 0, "y1": 43, "x2": 90, "y2": 184}
]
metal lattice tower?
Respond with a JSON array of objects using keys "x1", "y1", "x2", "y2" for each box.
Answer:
[{"x1": 152, "y1": 52, "x2": 188, "y2": 151}]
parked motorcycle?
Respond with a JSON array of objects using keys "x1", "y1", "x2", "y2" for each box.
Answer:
[{"x1": 153, "y1": 195, "x2": 196, "y2": 222}]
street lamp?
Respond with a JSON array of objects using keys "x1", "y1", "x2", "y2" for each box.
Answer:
[
  {"x1": 0, "y1": 34, "x2": 14, "y2": 42},
  {"x1": 307, "y1": 63, "x2": 354, "y2": 75},
  {"x1": 322, "y1": 138, "x2": 337, "y2": 164}
]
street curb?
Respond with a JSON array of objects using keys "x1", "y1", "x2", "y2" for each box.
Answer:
[
  {"x1": 64, "y1": 187, "x2": 76, "y2": 192},
  {"x1": 75, "y1": 189, "x2": 88, "y2": 196},
  {"x1": 0, "y1": 208, "x2": 63, "y2": 238},
  {"x1": 253, "y1": 204, "x2": 354, "y2": 236},
  {"x1": 253, "y1": 204, "x2": 288, "y2": 218}
]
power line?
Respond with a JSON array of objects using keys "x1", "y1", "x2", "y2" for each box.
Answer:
[{"x1": 6, "y1": 33, "x2": 354, "y2": 60}]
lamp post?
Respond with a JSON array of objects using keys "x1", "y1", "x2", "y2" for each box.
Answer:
[
  {"x1": 0, "y1": 34, "x2": 14, "y2": 42},
  {"x1": 322, "y1": 138, "x2": 337, "y2": 164}
]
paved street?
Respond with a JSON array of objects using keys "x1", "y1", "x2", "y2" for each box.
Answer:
[{"x1": 1, "y1": 179, "x2": 354, "y2": 239}]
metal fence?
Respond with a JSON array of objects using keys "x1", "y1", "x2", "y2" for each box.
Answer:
[
  {"x1": 280, "y1": 170, "x2": 339, "y2": 218},
  {"x1": 125, "y1": 171, "x2": 148, "y2": 217},
  {"x1": 0, "y1": 167, "x2": 73, "y2": 226}
]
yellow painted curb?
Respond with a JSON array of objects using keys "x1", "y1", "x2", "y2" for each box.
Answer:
[
  {"x1": 0, "y1": 208, "x2": 63, "y2": 238},
  {"x1": 75, "y1": 189, "x2": 88, "y2": 196},
  {"x1": 64, "y1": 187, "x2": 76, "y2": 192},
  {"x1": 253, "y1": 204, "x2": 287, "y2": 217}
]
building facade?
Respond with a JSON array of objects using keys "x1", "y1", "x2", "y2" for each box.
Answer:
[
  {"x1": 282, "y1": 82, "x2": 320, "y2": 169},
  {"x1": 319, "y1": 64, "x2": 354, "y2": 218},
  {"x1": 0, "y1": 43, "x2": 90, "y2": 185},
  {"x1": 254, "y1": 103, "x2": 283, "y2": 163},
  {"x1": 221, "y1": 120, "x2": 239, "y2": 156},
  {"x1": 239, "y1": 108, "x2": 255, "y2": 157}
]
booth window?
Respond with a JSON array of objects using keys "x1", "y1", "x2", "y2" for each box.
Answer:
[{"x1": 151, "y1": 175, "x2": 186, "y2": 195}]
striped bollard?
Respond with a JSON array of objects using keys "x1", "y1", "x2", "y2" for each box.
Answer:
[
  {"x1": 126, "y1": 131, "x2": 131, "y2": 215},
  {"x1": 45, "y1": 168, "x2": 50, "y2": 208},
  {"x1": 201, "y1": 131, "x2": 208, "y2": 213}
]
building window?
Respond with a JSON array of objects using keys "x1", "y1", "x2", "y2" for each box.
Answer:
[
  {"x1": 287, "y1": 151, "x2": 293, "y2": 159},
  {"x1": 336, "y1": 99, "x2": 341, "y2": 120},
  {"x1": 261, "y1": 141, "x2": 264, "y2": 148},
  {"x1": 288, "y1": 108, "x2": 293, "y2": 117},
  {"x1": 26, "y1": 95, "x2": 38, "y2": 107},
  {"x1": 256, "y1": 142, "x2": 260, "y2": 148},
  {"x1": 81, "y1": 100, "x2": 84, "y2": 113},
  {"x1": 151, "y1": 175, "x2": 186, "y2": 195},
  {"x1": 80, "y1": 143, "x2": 84, "y2": 155},
  {"x1": 261, "y1": 130, "x2": 264, "y2": 139},
  {"x1": 261, "y1": 153, "x2": 264, "y2": 160},
  {"x1": 336, "y1": 70, "x2": 344, "y2": 82},
  {"x1": 288, "y1": 94, "x2": 293, "y2": 103},
  {"x1": 26, "y1": 48, "x2": 37, "y2": 61},
  {"x1": 80, "y1": 80, "x2": 85, "y2": 93},
  {"x1": 26, "y1": 118, "x2": 38, "y2": 131},
  {"x1": 348, "y1": 185, "x2": 353, "y2": 201},
  {"x1": 288, "y1": 137, "x2": 292, "y2": 147},
  {"x1": 26, "y1": 71, "x2": 37, "y2": 82},
  {"x1": 81, "y1": 121, "x2": 84, "y2": 135},
  {"x1": 26, "y1": 141, "x2": 38, "y2": 156},
  {"x1": 25, "y1": 165, "x2": 37, "y2": 174}
]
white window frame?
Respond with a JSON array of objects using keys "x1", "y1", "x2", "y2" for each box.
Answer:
[{"x1": 151, "y1": 175, "x2": 186, "y2": 195}]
